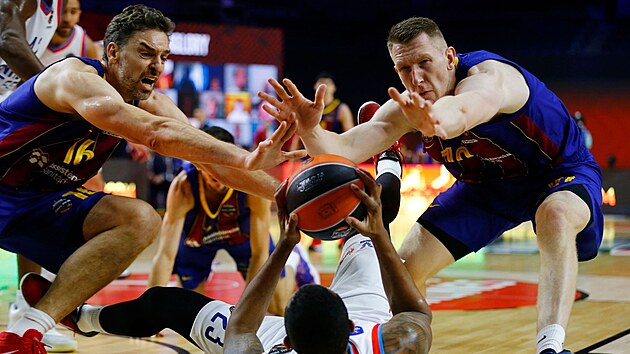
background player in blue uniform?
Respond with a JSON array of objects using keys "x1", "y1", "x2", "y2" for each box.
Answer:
[
  {"x1": 0, "y1": 4, "x2": 304, "y2": 352},
  {"x1": 259, "y1": 17, "x2": 601, "y2": 354},
  {"x1": 148, "y1": 126, "x2": 319, "y2": 315}
]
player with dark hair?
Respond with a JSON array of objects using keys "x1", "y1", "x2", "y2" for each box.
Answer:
[
  {"x1": 0, "y1": 4, "x2": 303, "y2": 352},
  {"x1": 260, "y1": 16, "x2": 602, "y2": 354},
  {"x1": 148, "y1": 125, "x2": 319, "y2": 315},
  {"x1": 18, "y1": 118, "x2": 432, "y2": 353},
  {"x1": 281, "y1": 284, "x2": 351, "y2": 353}
]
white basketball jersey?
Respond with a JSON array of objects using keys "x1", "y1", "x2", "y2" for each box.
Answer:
[
  {"x1": 41, "y1": 25, "x2": 88, "y2": 66},
  {"x1": 190, "y1": 235, "x2": 392, "y2": 354},
  {"x1": 0, "y1": 0, "x2": 61, "y2": 98}
]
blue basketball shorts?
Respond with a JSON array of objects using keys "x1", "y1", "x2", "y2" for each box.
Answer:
[
  {"x1": 418, "y1": 163, "x2": 603, "y2": 262},
  {"x1": 0, "y1": 185, "x2": 107, "y2": 273},
  {"x1": 173, "y1": 235, "x2": 277, "y2": 289}
]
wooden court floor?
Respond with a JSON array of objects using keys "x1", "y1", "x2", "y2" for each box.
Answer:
[{"x1": 1, "y1": 217, "x2": 629, "y2": 353}]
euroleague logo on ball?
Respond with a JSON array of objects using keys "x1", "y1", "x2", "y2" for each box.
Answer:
[
  {"x1": 296, "y1": 171, "x2": 324, "y2": 193},
  {"x1": 332, "y1": 225, "x2": 355, "y2": 239}
]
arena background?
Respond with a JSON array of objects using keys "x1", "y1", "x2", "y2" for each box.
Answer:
[{"x1": 1, "y1": 2, "x2": 629, "y2": 352}]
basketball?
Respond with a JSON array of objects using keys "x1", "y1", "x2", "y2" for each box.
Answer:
[{"x1": 285, "y1": 154, "x2": 367, "y2": 240}]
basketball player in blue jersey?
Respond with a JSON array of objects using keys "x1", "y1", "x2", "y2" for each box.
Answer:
[
  {"x1": 260, "y1": 17, "x2": 601, "y2": 354},
  {"x1": 148, "y1": 126, "x2": 319, "y2": 315},
  {"x1": 0, "y1": 4, "x2": 304, "y2": 352},
  {"x1": 17, "y1": 141, "x2": 432, "y2": 353}
]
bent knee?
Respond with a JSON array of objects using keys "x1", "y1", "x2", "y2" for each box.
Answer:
[
  {"x1": 127, "y1": 201, "x2": 161, "y2": 242},
  {"x1": 536, "y1": 196, "x2": 589, "y2": 235},
  {"x1": 85, "y1": 196, "x2": 161, "y2": 244}
]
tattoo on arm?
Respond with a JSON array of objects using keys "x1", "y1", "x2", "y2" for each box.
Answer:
[{"x1": 380, "y1": 312, "x2": 432, "y2": 354}]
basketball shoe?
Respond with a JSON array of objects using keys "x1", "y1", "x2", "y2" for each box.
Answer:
[
  {"x1": 19, "y1": 273, "x2": 99, "y2": 338},
  {"x1": 9, "y1": 289, "x2": 78, "y2": 352},
  {"x1": 0, "y1": 329, "x2": 47, "y2": 354},
  {"x1": 540, "y1": 350, "x2": 572, "y2": 354},
  {"x1": 292, "y1": 243, "x2": 321, "y2": 287},
  {"x1": 357, "y1": 101, "x2": 404, "y2": 176}
]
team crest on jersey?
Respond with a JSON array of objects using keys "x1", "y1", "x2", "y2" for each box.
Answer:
[
  {"x1": 269, "y1": 344, "x2": 292, "y2": 353},
  {"x1": 52, "y1": 198, "x2": 73, "y2": 214},
  {"x1": 29, "y1": 149, "x2": 50, "y2": 168},
  {"x1": 297, "y1": 171, "x2": 324, "y2": 193}
]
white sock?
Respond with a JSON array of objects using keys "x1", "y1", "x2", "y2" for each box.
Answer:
[
  {"x1": 76, "y1": 304, "x2": 107, "y2": 334},
  {"x1": 8, "y1": 307, "x2": 55, "y2": 336},
  {"x1": 375, "y1": 159, "x2": 402, "y2": 180},
  {"x1": 537, "y1": 324, "x2": 565, "y2": 354},
  {"x1": 40, "y1": 269, "x2": 57, "y2": 282}
]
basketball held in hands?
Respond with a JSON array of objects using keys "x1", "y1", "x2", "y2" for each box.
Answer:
[{"x1": 285, "y1": 154, "x2": 368, "y2": 240}]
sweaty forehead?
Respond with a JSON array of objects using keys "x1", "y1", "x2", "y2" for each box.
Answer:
[
  {"x1": 128, "y1": 30, "x2": 171, "y2": 53},
  {"x1": 391, "y1": 34, "x2": 441, "y2": 64}
]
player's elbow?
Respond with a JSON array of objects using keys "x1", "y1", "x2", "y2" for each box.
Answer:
[{"x1": 399, "y1": 318, "x2": 433, "y2": 354}]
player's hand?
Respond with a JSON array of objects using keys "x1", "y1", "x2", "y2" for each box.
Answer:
[
  {"x1": 345, "y1": 168, "x2": 388, "y2": 239},
  {"x1": 258, "y1": 78, "x2": 325, "y2": 137},
  {"x1": 388, "y1": 88, "x2": 447, "y2": 139},
  {"x1": 244, "y1": 115, "x2": 307, "y2": 170},
  {"x1": 274, "y1": 181, "x2": 301, "y2": 246}
]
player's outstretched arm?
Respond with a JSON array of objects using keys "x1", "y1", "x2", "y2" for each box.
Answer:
[
  {"x1": 0, "y1": 0, "x2": 45, "y2": 80},
  {"x1": 388, "y1": 60, "x2": 527, "y2": 140},
  {"x1": 35, "y1": 59, "x2": 302, "y2": 170},
  {"x1": 224, "y1": 182, "x2": 301, "y2": 354},
  {"x1": 347, "y1": 169, "x2": 433, "y2": 353},
  {"x1": 261, "y1": 78, "x2": 404, "y2": 162}
]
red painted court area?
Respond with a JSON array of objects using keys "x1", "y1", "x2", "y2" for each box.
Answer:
[{"x1": 88, "y1": 272, "x2": 588, "y2": 311}]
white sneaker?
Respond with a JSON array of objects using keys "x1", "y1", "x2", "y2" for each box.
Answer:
[
  {"x1": 43, "y1": 328, "x2": 78, "y2": 352},
  {"x1": 9, "y1": 289, "x2": 78, "y2": 352},
  {"x1": 8, "y1": 290, "x2": 27, "y2": 326}
]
